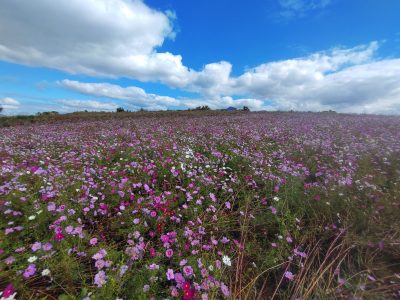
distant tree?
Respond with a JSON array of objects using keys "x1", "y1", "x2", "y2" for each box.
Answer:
[
  {"x1": 36, "y1": 111, "x2": 59, "y2": 116},
  {"x1": 0, "y1": 105, "x2": 3, "y2": 113},
  {"x1": 193, "y1": 105, "x2": 211, "y2": 111},
  {"x1": 116, "y1": 107, "x2": 125, "y2": 113},
  {"x1": 242, "y1": 106, "x2": 250, "y2": 111}
]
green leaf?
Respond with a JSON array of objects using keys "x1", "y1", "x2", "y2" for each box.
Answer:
[{"x1": 58, "y1": 294, "x2": 72, "y2": 300}]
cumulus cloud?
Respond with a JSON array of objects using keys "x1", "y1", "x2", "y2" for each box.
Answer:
[
  {"x1": 188, "y1": 61, "x2": 233, "y2": 96},
  {"x1": 60, "y1": 80, "x2": 268, "y2": 111},
  {"x1": 59, "y1": 80, "x2": 180, "y2": 107},
  {"x1": 0, "y1": 0, "x2": 195, "y2": 86},
  {"x1": 59, "y1": 40, "x2": 400, "y2": 114},
  {"x1": 0, "y1": 0, "x2": 398, "y2": 114},
  {"x1": 0, "y1": 97, "x2": 20, "y2": 110},
  {"x1": 287, "y1": 59, "x2": 400, "y2": 114},
  {"x1": 224, "y1": 41, "x2": 400, "y2": 114}
]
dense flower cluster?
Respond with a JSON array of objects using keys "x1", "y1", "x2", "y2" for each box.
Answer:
[{"x1": 1, "y1": 112, "x2": 399, "y2": 299}]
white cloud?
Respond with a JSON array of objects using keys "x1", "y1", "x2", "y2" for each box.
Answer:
[
  {"x1": 0, "y1": 0, "x2": 195, "y2": 86},
  {"x1": 59, "y1": 99, "x2": 119, "y2": 111},
  {"x1": 60, "y1": 80, "x2": 268, "y2": 111},
  {"x1": 188, "y1": 61, "x2": 233, "y2": 96},
  {"x1": 0, "y1": 97, "x2": 20, "y2": 110},
  {"x1": 59, "y1": 80, "x2": 180, "y2": 107},
  {"x1": 59, "y1": 40, "x2": 400, "y2": 114},
  {"x1": 279, "y1": 0, "x2": 332, "y2": 18},
  {"x1": 224, "y1": 41, "x2": 400, "y2": 114},
  {"x1": 0, "y1": 0, "x2": 398, "y2": 115}
]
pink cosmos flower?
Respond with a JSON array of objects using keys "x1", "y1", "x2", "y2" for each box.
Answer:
[
  {"x1": 65, "y1": 226, "x2": 74, "y2": 234},
  {"x1": 89, "y1": 238, "x2": 98, "y2": 246},
  {"x1": 95, "y1": 259, "x2": 105, "y2": 269},
  {"x1": 284, "y1": 271, "x2": 295, "y2": 281},
  {"x1": 166, "y1": 268, "x2": 175, "y2": 280},
  {"x1": 161, "y1": 234, "x2": 169, "y2": 243},
  {"x1": 94, "y1": 270, "x2": 107, "y2": 287},
  {"x1": 42, "y1": 242, "x2": 53, "y2": 251},
  {"x1": 183, "y1": 265, "x2": 193, "y2": 277},
  {"x1": 221, "y1": 237, "x2": 230, "y2": 244},
  {"x1": 220, "y1": 282, "x2": 230, "y2": 297},
  {"x1": 166, "y1": 249, "x2": 173, "y2": 258},
  {"x1": 171, "y1": 287, "x2": 179, "y2": 297},
  {"x1": 174, "y1": 272, "x2": 185, "y2": 285},
  {"x1": 209, "y1": 193, "x2": 217, "y2": 202},
  {"x1": 4, "y1": 256, "x2": 16, "y2": 265},
  {"x1": 180, "y1": 259, "x2": 188, "y2": 266},
  {"x1": 31, "y1": 242, "x2": 42, "y2": 252},
  {"x1": 23, "y1": 264, "x2": 36, "y2": 278}
]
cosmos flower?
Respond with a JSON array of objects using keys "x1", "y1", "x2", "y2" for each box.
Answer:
[
  {"x1": 31, "y1": 242, "x2": 42, "y2": 252},
  {"x1": 220, "y1": 282, "x2": 230, "y2": 297},
  {"x1": 161, "y1": 234, "x2": 169, "y2": 243},
  {"x1": 27, "y1": 256, "x2": 37, "y2": 263},
  {"x1": 55, "y1": 232, "x2": 65, "y2": 241},
  {"x1": 94, "y1": 271, "x2": 107, "y2": 287},
  {"x1": 222, "y1": 255, "x2": 232, "y2": 267},
  {"x1": 284, "y1": 271, "x2": 295, "y2": 281},
  {"x1": 42, "y1": 243, "x2": 53, "y2": 251},
  {"x1": 183, "y1": 265, "x2": 194, "y2": 277},
  {"x1": 165, "y1": 249, "x2": 173, "y2": 258},
  {"x1": 41, "y1": 269, "x2": 51, "y2": 276},
  {"x1": 166, "y1": 268, "x2": 175, "y2": 280},
  {"x1": 23, "y1": 264, "x2": 37, "y2": 278},
  {"x1": 1, "y1": 284, "x2": 16, "y2": 300},
  {"x1": 4, "y1": 256, "x2": 15, "y2": 265}
]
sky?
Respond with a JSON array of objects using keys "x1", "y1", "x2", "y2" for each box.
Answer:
[{"x1": 0, "y1": 0, "x2": 400, "y2": 115}]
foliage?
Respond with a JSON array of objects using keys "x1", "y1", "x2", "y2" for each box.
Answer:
[{"x1": 192, "y1": 105, "x2": 211, "y2": 111}]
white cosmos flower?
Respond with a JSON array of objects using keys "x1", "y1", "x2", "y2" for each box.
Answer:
[
  {"x1": 42, "y1": 269, "x2": 51, "y2": 276},
  {"x1": 222, "y1": 255, "x2": 232, "y2": 267},
  {"x1": 28, "y1": 215, "x2": 36, "y2": 220},
  {"x1": 28, "y1": 256, "x2": 37, "y2": 263}
]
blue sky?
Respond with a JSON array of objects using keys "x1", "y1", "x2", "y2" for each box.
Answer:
[{"x1": 1, "y1": 0, "x2": 400, "y2": 115}]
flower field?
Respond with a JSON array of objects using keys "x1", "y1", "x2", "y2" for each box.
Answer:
[{"x1": 1, "y1": 111, "x2": 400, "y2": 299}]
